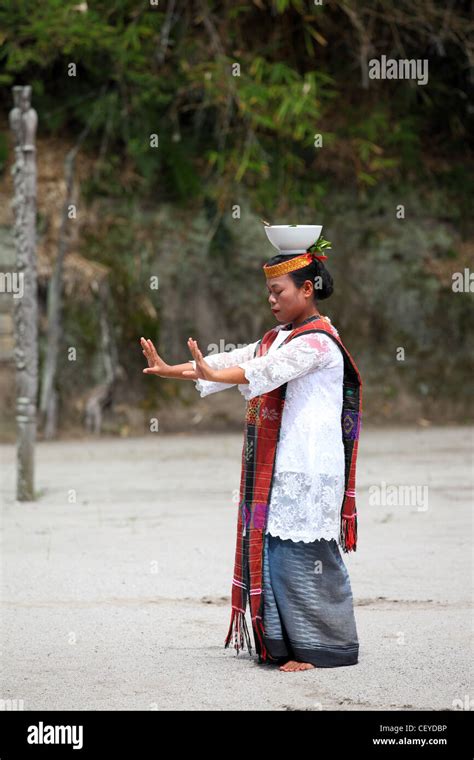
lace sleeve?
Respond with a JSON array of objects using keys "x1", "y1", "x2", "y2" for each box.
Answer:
[
  {"x1": 191, "y1": 340, "x2": 260, "y2": 397},
  {"x1": 237, "y1": 332, "x2": 336, "y2": 401}
]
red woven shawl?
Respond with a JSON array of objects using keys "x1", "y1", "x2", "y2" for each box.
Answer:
[{"x1": 224, "y1": 315, "x2": 363, "y2": 662}]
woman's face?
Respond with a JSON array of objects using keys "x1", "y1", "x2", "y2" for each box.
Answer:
[{"x1": 266, "y1": 274, "x2": 314, "y2": 323}]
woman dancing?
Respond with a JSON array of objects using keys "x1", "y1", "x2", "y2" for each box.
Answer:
[{"x1": 140, "y1": 247, "x2": 362, "y2": 672}]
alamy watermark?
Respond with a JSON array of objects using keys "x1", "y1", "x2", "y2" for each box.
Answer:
[
  {"x1": 27, "y1": 721, "x2": 83, "y2": 749},
  {"x1": 207, "y1": 340, "x2": 249, "y2": 355},
  {"x1": 452, "y1": 268, "x2": 473, "y2": 292},
  {"x1": 0, "y1": 698, "x2": 25, "y2": 710},
  {"x1": 369, "y1": 481, "x2": 429, "y2": 511},
  {"x1": 369, "y1": 55, "x2": 429, "y2": 86},
  {"x1": 0, "y1": 271, "x2": 24, "y2": 298}
]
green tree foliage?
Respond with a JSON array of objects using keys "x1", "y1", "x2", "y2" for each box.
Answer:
[
  {"x1": 1, "y1": 0, "x2": 471, "y2": 208},
  {"x1": 1, "y1": 1, "x2": 472, "y2": 425}
]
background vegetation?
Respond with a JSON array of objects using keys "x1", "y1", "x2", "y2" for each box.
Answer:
[{"x1": 0, "y1": 0, "x2": 472, "y2": 433}]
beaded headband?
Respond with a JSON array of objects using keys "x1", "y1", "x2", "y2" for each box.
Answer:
[{"x1": 263, "y1": 250, "x2": 328, "y2": 280}]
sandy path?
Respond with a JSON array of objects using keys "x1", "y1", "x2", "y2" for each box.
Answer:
[{"x1": 0, "y1": 426, "x2": 472, "y2": 711}]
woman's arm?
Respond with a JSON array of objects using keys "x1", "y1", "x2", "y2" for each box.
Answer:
[
  {"x1": 200, "y1": 366, "x2": 248, "y2": 384},
  {"x1": 141, "y1": 337, "x2": 190, "y2": 379},
  {"x1": 184, "y1": 338, "x2": 249, "y2": 384},
  {"x1": 188, "y1": 355, "x2": 251, "y2": 397},
  {"x1": 235, "y1": 332, "x2": 337, "y2": 400},
  {"x1": 161, "y1": 361, "x2": 196, "y2": 380},
  {"x1": 140, "y1": 337, "x2": 251, "y2": 385}
]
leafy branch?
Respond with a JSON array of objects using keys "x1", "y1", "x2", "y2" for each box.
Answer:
[{"x1": 307, "y1": 235, "x2": 332, "y2": 254}]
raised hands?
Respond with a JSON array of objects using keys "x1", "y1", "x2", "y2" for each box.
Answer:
[
  {"x1": 140, "y1": 337, "x2": 170, "y2": 376},
  {"x1": 182, "y1": 338, "x2": 216, "y2": 381},
  {"x1": 140, "y1": 336, "x2": 217, "y2": 381}
]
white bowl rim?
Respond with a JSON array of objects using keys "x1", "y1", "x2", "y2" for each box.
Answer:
[{"x1": 265, "y1": 224, "x2": 321, "y2": 228}]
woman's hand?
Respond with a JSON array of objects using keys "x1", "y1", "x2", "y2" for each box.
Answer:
[
  {"x1": 181, "y1": 337, "x2": 217, "y2": 381},
  {"x1": 141, "y1": 337, "x2": 170, "y2": 376}
]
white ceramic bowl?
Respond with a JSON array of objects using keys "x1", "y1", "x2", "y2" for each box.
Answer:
[{"x1": 264, "y1": 224, "x2": 322, "y2": 255}]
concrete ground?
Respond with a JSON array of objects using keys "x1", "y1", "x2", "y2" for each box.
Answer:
[{"x1": 0, "y1": 426, "x2": 472, "y2": 711}]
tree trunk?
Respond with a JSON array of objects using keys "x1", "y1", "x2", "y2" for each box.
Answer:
[
  {"x1": 84, "y1": 280, "x2": 117, "y2": 435},
  {"x1": 39, "y1": 123, "x2": 91, "y2": 439}
]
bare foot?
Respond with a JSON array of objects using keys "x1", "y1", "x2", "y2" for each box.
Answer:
[{"x1": 279, "y1": 659, "x2": 315, "y2": 672}]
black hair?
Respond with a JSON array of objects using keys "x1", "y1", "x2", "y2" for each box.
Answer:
[{"x1": 264, "y1": 253, "x2": 334, "y2": 301}]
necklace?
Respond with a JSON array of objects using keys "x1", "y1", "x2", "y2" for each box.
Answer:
[{"x1": 286, "y1": 313, "x2": 322, "y2": 331}]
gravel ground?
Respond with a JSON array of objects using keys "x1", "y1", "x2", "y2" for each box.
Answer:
[{"x1": 0, "y1": 426, "x2": 472, "y2": 711}]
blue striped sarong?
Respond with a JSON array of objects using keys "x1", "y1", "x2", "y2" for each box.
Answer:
[{"x1": 262, "y1": 533, "x2": 359, "y2": 667}]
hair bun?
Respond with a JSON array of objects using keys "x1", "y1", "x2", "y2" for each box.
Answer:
[{"x1": 312, "y1": 258, "x2": 334, "y2": 300}]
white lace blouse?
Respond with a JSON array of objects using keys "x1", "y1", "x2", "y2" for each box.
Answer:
[{"x1": 190, "y1": 318, "x2": 345, "y2": 544}]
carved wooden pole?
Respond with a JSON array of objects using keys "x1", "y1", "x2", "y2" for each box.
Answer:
[{"x1": 9, "y1": 86, "x2": 38, "y2": 501}]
